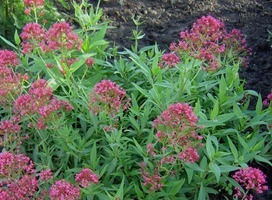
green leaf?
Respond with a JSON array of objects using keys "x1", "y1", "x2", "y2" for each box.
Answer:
[
  {"x1": 90, "y1": 143, "x2": 97, "y2": 168},
  {"x1": 132, "y1": 83, "x2": 149, "y2": 98},
  {"x1": 114, "y1": 176, "x2": 125, "y2": 200},
  {"x1": 67, "y1": 143, "x2": 80, "y2": 153},
  {"x1": 133, "y1": 138, "x2": 144, "y2": 156},
  {"x1": 184, "y1": 167, "x2": 194, "y2": 184},
  {"x1": 0, "y1": 35, "x2": 17, "y2": 49},
  {"x1": 184, "y1": 163, "x2": 204, "y2": 172},
  {"x1": 47, "y1": 78, "x2": 59, "y2": 91},
  {"x1": 57, "y1": 0, "x2": 71, "y2": 9},
  {"x1": 200, "y1": 156, "x2": 208, "y2": 169},
  {"x1": 209, "y1": 163, "x2": 221, "y2": 183},
  {"x1": 215, "y1": 113, "x2": 235, "y2": 123},
  {"x1": 210, "y1": 99, "x2": 219, "y2": 119},
  {"x1": 255, "y1": 95, "x2": 263, "y2": 115},
  {"x1": 194, "y1": 99, "x2": 201, "y2": 115},
  {"x1": 233, "y1": 103, "x2": 244, "y2": 118},
  {"x1": 206, "y1": 135, "x2": 215, "y2": 160},
  {"x1": 168, "y1": 179, "x2": 185, "y2": 196},
  {"x1": 254, "y1": 155, "x2": 272, "y2": 166},
  {"x1": 133, "y1": 183, "x2": 144, "y2": 198},
  {"x1": 68, "y1": 57, "x2": 81, "y2": 70},
  {"x1": 219, "y1": 76, "x2": 227, "y2": 101},
  {"x1": 198, "y1": 119, "x2": 225, "y2": 128},
  {"x1": 107, "y1": 158, "x2": 118, "y2": 175},
  {"x1": 227, "y1": 136, "x2": 238, "y2": 160},
  {"x1": 219, "y1": 165, "x2": 240, "y2": 173},
  {"x1": 14, "y1": 29, "x2": 21, "y2": 46},
  {"x1": 236, "y1": 133, "x2": 249, "y2": 150},
  {"x1": 129, "y1": 115, "x2": 140, "y2": 131},
  {"x1": 197, "y1": 183, "x2": 206, "y2": 200}
]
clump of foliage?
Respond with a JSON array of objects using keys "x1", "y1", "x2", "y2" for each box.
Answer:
[{"x1": 0, "y1": 0, "x2": 271, "y2": 199}]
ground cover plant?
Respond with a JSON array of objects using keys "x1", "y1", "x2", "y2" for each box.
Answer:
[{"x1": 0, "y1": 0, "x2": 271, "y2": 199}]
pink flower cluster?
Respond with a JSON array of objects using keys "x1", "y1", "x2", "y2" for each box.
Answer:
[
  {"x1": 44, "y1": 22, "x2": 82, "y2": 52},
  {"x1": 0, "y1": 50, "x2": 20, "y2": 67},
  {"x1": 0, "y1": 118, "x2": 26, "y2": 152},
  {"x1": 75, "y1": 168, "x2": 99, "y2": 188},
  {"x1": 0, "y1": 152, "x2": 52, "y2": 199},
  {"x1": 20, "y1": 22, "x2": 82, "y2": 54},
  {"x1": 0, "y1": 66, "x2": 28, "y2": 107},
  {"x1": 152, "y1": 103, "x2": 202, "y2": 163},
  {"x1": 85, "y1": 58, "x2": 95, "y2": 67},
  {"x1": 0, "y1": 151, "x2": 35, "y2": 177},
  {"x1": 49, "y1": 179, "x2": 80, "y2": 200},
  {"x1": 163, "y1": 15, "x2": 250, "y2": 71},
  {"x1": 160, "y1": 53, "x2": 180, "y2": 67},
  {"x1": 39, "y1": 169, "x2": 53, "y2": 182},
  {"x1": 140, "y1": 162, "x2": 163, "y2": 191},
  {"x1": 263, "y1": 92, "x2": 272, "y2": 107},
  {"x1": 20, "y1": 23, "x2": 46, "y2": 54},
  {"x1": 23, "y1": 0, "x2": 44, "y2": 7},
  {"x1": 89, "y1": 80, "x2": 130, "y2": 116},
  {"x1": 23, "y1": 0, "x2": 44, "y2": 16},
  {"x1": 233, "y1": 167, "x2": 268, "y2": 200},
  {"x1": 14, "y1": 79, "x2": 73, "y2": 130}
]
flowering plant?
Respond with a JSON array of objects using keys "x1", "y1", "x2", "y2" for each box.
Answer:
[{"x1": 0, "y1": 0, "x2": 271, "y2": 199}]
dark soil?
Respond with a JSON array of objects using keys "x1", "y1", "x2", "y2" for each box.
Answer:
[
  {"x1": 86, "y1": 0, "x2": 272, "y2": 199},
  {"x1": 89, "y1": 0, "x2": 272, "y2": 101}
]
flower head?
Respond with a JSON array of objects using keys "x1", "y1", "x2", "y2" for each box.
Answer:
[
  {"x1": 0, "y1": 50, "x2": 20, "y2": 67},
  {"x1": 140, "y1": 162, "x2": 163, "y2": 191},
  {"x1": 75, "y1": 168, "x2": 99, "y2": 188},
  {"x1": 233, "y1": 167, "x2": 268, "y2": 199},
  {"x1": 85, "y1": 58, "x2": 94, "y2": 67},
  {"x1": 0, "y1": 66, "x2": 26, "y2": 107},
  {"x1": 89, "y1": 80, "x2": 130, "y2": 116},
  {"x1": 167, "y1": 15, "x2": 250, "y2": 71},
  {"x1": 161, "y1": 53, "x2": 180, "y2": 67},
  {"x1": 44, "y1": 22, "x2": 82, "y2": 52},
  {"x1": 50, "y1": 179, "x2": 80, "y2": 200},
  {"x1": 39, "y1": 169, "x2": 53, "y2": 182},
  {"x1": 23, "y1": 0, "x2": 44, "y2": 7},
  {"x1": 0, "y1": 152, "x2": 35, "y2": 177},
  {"x1": 20, "y1": 23, "x2": 46, "y2": 54},
  {"x1": 153, "y1": 103, "x2": 202, "y2": 163},
  {"x1": 263, "y1": 92, "x2": 272, "y2": 107},
  {"x1": 14, "y1": 79, "x2": 73, "y2": 130}
]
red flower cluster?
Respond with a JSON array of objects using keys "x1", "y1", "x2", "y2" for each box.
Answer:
[
  {"x1": 0, "y1": 50, "x2": 20, "y2": 67},
  {"x1": 75, "y1": 168, "x2": 99, "y2": 188},
  {"x1": 20, "y1": 22, "x2": 82, "y2": 54},
  {"x1": 153, "y1": 103, "x2": 202, "y2": 163},
  {"x1": 263, "y1": 92, "x2": 272, "y2": 107},
  {"x1": 14, "y1": 79, "x2": 73, "y2": 130},
  {"x1": 89, "y1": 80, "x2": 130, "y2": 116},
  {"x1": 44, "y1": 22, "x2": 82, "y2": 52},
  {"x1": 49, "y1": 179, "x2": 80, "y2": 200},
  {"x1": 20, "y1": 23, "x2": 46, "y2": 54},
  {"x1": 163, "y1": 15, "x2": 250, "y2": 70},
  {"x1": 233, "y1": 167, "x2": 268, "y2": 200},
  {"x1": 23, "y1": 0, "x2": 44, "y2": 7},
  {"x1": 0, "y1": 152, "x2": 48, "y2": 199},
  {"x1": 140, "y1": 162, "x2": 163, "y2": 191},
  {"x1": 38, "y1": 169, "x2": 53, "y2": 182},
  {"x1": 0, "y1": 118, "x2": 26, "y2": 152},
  {"x1": 160, "y1": 53, "x2": 180, "y2": 67},
  {"x1": 0, "y1": 66, "x2": 28, "y2": 107},
  {"x1": 85, "y1": 58, "x2": 95, "y2": 67}
]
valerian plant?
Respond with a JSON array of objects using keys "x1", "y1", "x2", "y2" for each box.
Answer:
[{"x1": 0, "y1": 0, "x2": 271, "y2": 199}]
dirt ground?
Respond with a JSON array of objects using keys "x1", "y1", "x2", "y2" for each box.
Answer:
[{"x1": 89, "y1": 0, "x2": 272, "y2": 102}]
